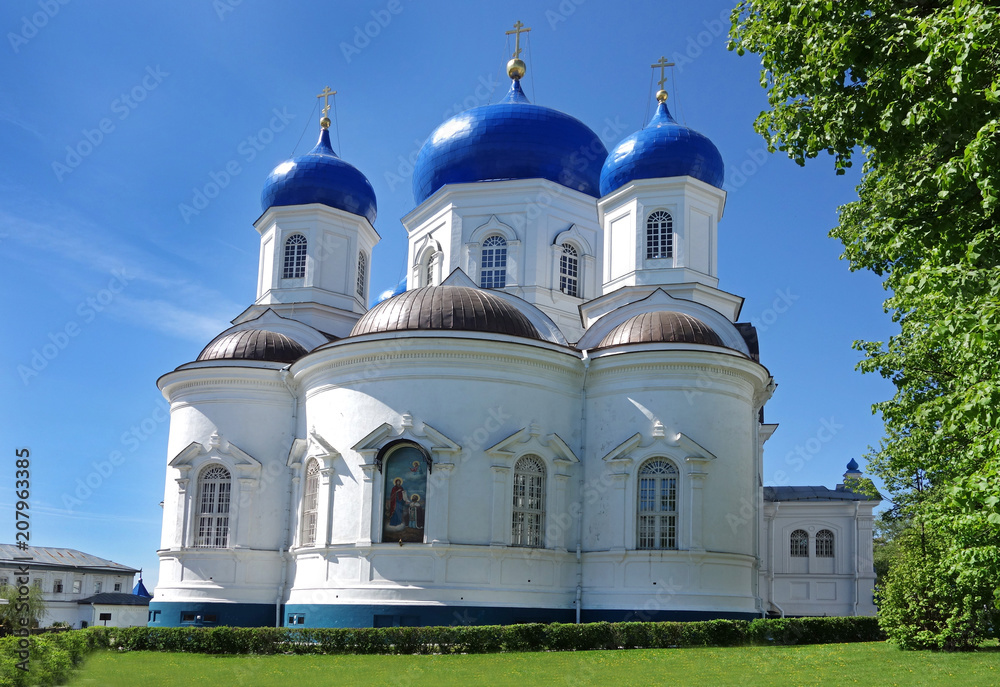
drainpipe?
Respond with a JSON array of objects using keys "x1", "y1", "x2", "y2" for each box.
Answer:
[
  {"x1": 277, "y1": 366, "x2": 299, "y2": 627},
  {"x1": 576, "y1": 351, "x2": 591, "y2": 624},
  {"x1": 768, "y1": 502, "x2": 778, "y2": 617},
  {"x1": 853, "y1": 501, "x2": 860, "y2": 616}
]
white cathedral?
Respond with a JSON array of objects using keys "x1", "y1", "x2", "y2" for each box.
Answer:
[{"x1": 151, "y1": 35, "x2": 879, "y2": 628}]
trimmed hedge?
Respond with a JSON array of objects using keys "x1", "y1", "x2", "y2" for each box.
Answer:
[
  {"x1": 0, "y1": 630, "x2": 100, "y2": 687},
  {"x1": 83, "y1": 616, "x2": 883, "y2": 656}
]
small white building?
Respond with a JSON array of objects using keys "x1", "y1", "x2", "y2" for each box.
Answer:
[
  {"x1": 76, "y1": 593, "x2": 150, "y2": 628},
  {"x1": 150, "y1": 35, "x2": 879, "y2": 628},
  {"x1": 0, "y1": 545, "x2": 140, "y2": 628}
]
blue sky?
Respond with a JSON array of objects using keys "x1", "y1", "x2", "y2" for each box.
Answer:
[{"x1": 1, "y1": 1, "x2": 896, "y2": 592}]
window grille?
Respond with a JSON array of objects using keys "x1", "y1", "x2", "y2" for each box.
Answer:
[
  {"x1": 646, "y1": 211, "x2": 673, "y2": 259},
  {"x1": 301, "y1": 460, "x2": 320, "y2": 546},
  {"x1": 559, "y1": 243, "x2": 579, "y2": 297},
  {"x1": 511, "y1": 455, "x2": 545, "y2": 547},
  {"x1": 283, "y1": 234, "x2": 307, "y2": 278},
  {"x1": 196, "y1": 465, "x2": 231, "y2": 548},
  {"x1": 480, "y1": 236, "x2": 507, "y2": 289},
  {"x1": 790, "y1": 529, "x2": 809, "y2": 557},
  {"x1": 357, "y1": 252, "x2": 367, "y2": 298},
  {"x1": 816, "y1": 529, "x2": 834, "y2": 557},
  {"x1": 637, "y1": 459, "x2": 678, "y2": 549}
]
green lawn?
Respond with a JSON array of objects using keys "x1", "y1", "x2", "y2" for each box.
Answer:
[{"x1": 68, "y1": 642, "x2": 998, "y2": 687}]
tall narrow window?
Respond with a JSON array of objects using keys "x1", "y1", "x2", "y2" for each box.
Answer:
[
  {"x1": 646, "y1": 211, "x2": 673, "y2": 259},
  {"x1": 283, "y1": 234, "x2": 307, "y2": 278},
  {"x1": 511, "y1": 455, "x2": 546, "y2": 547},
  {"x1": 816, "y1": 529, "x2": 834, "y2": 557},
  {"x1": 196, "y1": 465, "x2": 231, "y2": 548},
  {"x1": 94, "y1": 581, "x2": 102, "y2": 594},
  {"x1": 637, "y1": 459, "x2": 678, "y2": 549},
  {"x1": 357, "y1": 252, "x2": 367, "y2": 299},
  {"x1": 480, "y1": 236, "x2": 507, "y2": 289},
  {"x1": 425, "y1": 251, "x2": 437, "y2": 286},
  {"x1": 301, "y1": 460, "x2": 319, "y2": 546},
  {"x1": 559, "y1": 244, "x2": 579, "y2": 297},
  {"x1": 53, "y1": 579, "x2": 63, "y2": 593},
  {"x1": 790, "y1": 529, "x2": 809, "y2": 557}
]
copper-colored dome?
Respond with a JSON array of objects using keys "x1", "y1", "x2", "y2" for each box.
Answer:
[
  {"x1": 351, "y1": 285, "x2": 540, "y2": 340},
  {"x1": 197, "y1": 329, "x2": 307, "y2": 363},
  {"x1": 597, "y1": 311, "x2": 725, "y2": 349}
]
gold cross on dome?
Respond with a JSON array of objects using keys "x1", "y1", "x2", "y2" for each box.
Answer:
[
  {"x1": 316, "y1": 86, "x2": 336, "y2": 117},
  {"x1": 651, "y1": 56, "x2": 675, "y2": 90},
  {"x1": 506, "y1": 20, "x2": 531, "y2": 58}
]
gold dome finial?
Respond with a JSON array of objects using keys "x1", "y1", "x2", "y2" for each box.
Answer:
[
  {"x1": 651, "y1": 56, "x2": 675, "y2": 103},
  {"x1": 505, "y1": 20, "x2": 531, "y2": 80},
  {"x1": 316, "y1": 86, "x2": 337, "y2": 129}
]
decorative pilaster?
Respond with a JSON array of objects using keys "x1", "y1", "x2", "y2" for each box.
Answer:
[
  {"x1": 427, "y1": 463, "x2": 454, "y2": 544},
  {"x1": 490, "y1": 465, "x2": 510, "y2": 545},
  {"x1": 359, "y1": 463, "x2": 379, "y2": 546},
  {"x1": 684, "y1": 457, "x2": 709, "y2": 551}
]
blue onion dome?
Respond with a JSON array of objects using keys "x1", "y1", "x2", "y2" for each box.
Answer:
[
  {"x1": 600, "y1": 99, "x2": 724, "y2": 195},
  {"x1": 597, "y1": 311, "x2": 725, "y2": 349},
  {"x1": 351, "y1": 285, "x2": 540, "y2": 340},
  {"x1": 412, "y1": 80, "x2": 607, "y2": 205},
  {"x1": 198, "y1": 329, "x2": 307, "y2": 363},
  {"x1": 374, "y1": 278, "x2": 408, "y2": 306},
  {"x1": 261, "y1": 126, "x2": 377, "y2": 225},
  {"x1": 846, "y1": 458, "x2": 861, "y2": 472}
]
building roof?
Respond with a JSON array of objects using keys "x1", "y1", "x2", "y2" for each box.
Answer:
[
  {"x1": 597, "y1": 311, "x2": 726, "y2": 349},
  {"x1": 763, "y1": 486, "x2": 879, "y2": 502},
  {"x1": 0, "y1": 545, "x2": 139, "y2": 573},
  {"x1": 260, "y1": 126, "x2": 377, "y2": 224},
  {"x1": 412, "y1": 80, "x2": 606, "y2": 205},
  {"x1": 350, "y1": 284, "x2": 542, "y2": 341},
  {"x1": 197, "y1": 328, "x2": 307, "y2": 363},
  {"x1": 600, "y1": 99, "x2": 724, "y2": 195},
  {"x1": 76, "y1": 593, "x2": 150, "y2": 606}
]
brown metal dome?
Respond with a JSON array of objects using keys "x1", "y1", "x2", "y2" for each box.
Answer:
[
  {"x1": 351, "y1": 285, "x2": 540, "y2": 340},
  {"x1": 197, "y1": 329, "x2": 307, "y2": 363},
  {"x1": 597, "y1": 311, "x2": 725, "y2": 349}
]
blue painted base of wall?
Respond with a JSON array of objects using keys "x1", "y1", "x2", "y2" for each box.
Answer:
[
  {"x1": 147, "y1": 601, "x2": 278, "y2": 628},
  {"x1": 148, "y1": 601, "x2": 759, "y2": 628}
]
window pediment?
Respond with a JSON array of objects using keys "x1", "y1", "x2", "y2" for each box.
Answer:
[
  {"x1": 352, "y1": 412, "x2": 461, "y2": 472},
  {"x1": 169, "y1": 432, "x2": 262, "y2": 486},
  {"x1": 485, "y1": 423, "x2": 578, "y2": 474}
]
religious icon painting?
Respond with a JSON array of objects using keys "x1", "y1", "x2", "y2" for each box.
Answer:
[{"x1": 382, "y1": 444, "x2": 427, "y2": 543}]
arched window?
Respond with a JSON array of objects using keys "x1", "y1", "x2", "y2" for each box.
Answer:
[
  {"x1": 283, "y1": 234, "x2": 307, "y2": 279},
  {"x1": 790, "y1": 529, "x2": 809, "y2": 557},
  {"x1": 301, "y1": 459, "x2": 320, "y2": 546},
  {"x1": 559, "y1": 243, "x2": 579, "y2": 297},
  {"x1": 196, "y1": 466, "x2": 231, "y2": 548},
  {"x1": 646, "y1": 211, "x2": 673, "y2": 260},
  {"x1": 381, "y1": 444, "x2": 428, "y2": 543},
  {"x1": 480, "y1": 236, "x2": 507, "y2": 289},
  {"x1": 816, "y1": 529, "x2": 834, "y2": 557},
  {"x1": 511, "y1": 455, "x2": 546, "y2": 547},
  {"x1": 425, "y1": 251, "x2": 437, "y2": 287},
  {"x1": 356, "y1": 252, "x2": 368, "y2": 299},
  {"x1": 637, "y1": 459, "x2": 678, "y2": 550}
]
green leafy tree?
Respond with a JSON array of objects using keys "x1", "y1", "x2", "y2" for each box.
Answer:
[
  {"x1": 0, "y1": 583, "x2": 47, "y2": 634},
  {"x1": 730, "y1": 0, "x2": 1000, "y2": 649}
]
